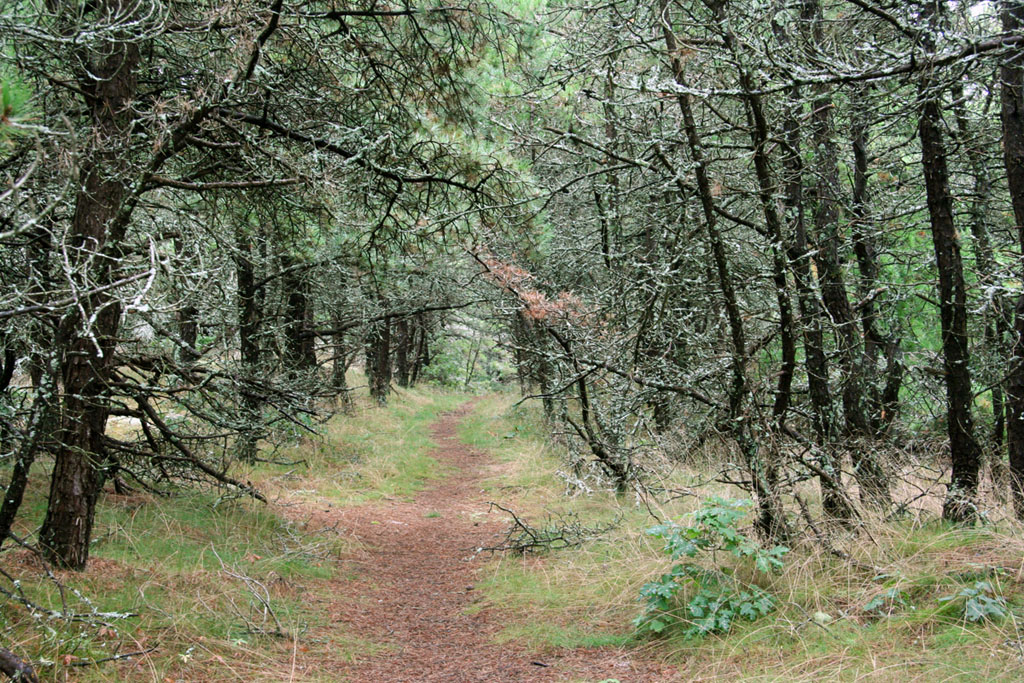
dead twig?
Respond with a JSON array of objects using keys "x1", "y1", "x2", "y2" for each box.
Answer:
[
  {"x1": 482, "y1": 502, "x2": 619, "y2": 555},
  {"x1": 211, "y1": 548, "x2": 288, "y2": 638},
  {"x1": 68, "y1": 647, "x2": 157, "y2": 667}
]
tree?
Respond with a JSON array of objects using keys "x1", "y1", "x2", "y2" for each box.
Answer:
[
  {"x1": 2, "y1": 0, "x2": 507, "y2": 568},
  {"x1": 1001, "y1": 0, "x2": 1024, "y2": 519}
]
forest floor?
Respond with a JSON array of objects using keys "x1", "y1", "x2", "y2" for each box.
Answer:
[{"x1": 4, "y1": 384, "x2": 1024, "y2": 681}]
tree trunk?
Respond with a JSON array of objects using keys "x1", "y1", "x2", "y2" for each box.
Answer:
[
  {"x1": 331, "y1": 329, "x2": 353, "y2": 412},
  {"x1": 918, "y1": 0, "x2": 981, "y2": 523},
  {"x1": 799, "y1": 0, "x2": 890, "y2": 509},
  {"x1": 849, "y1": 84, "x2": 904, "y2": 437},
  {"x1": 712, "y1": 0, "x2": 847, "y2": 528},
  {"x1": 366, "y1": 316, "x2": 392, "y2": 405},
  {"x1": 661, "y1": 0, "x2": 790, "y2": 541},
  {"x1": 174, "y1": 236, "x2": 200, "y2": 366},
  {"x1": 0, "y1": 646, "x2": 38, "y2": 683},
  {"x1": 409, "y1": 312, "x2": 431, "y2": 387},
  {"x1": 775, "y1": 64, "x2": 851, "y2": 520},
  {"x1": 511, "y1": 311, "x2": 530, "y2": 395},
  {"x1": 1000, "y1": 0, "x2": 1024, "y2": 518},
  {"x1": 952, "y1": 79, "x2": 1005, "y2": 473},
  {"x1": 235, "y1": 223, "x2": 264, "y2": 463},
  {"x1": 39, "y1": 2, "x2": 140, "y2": 568},
  {"x1": 394, "y1": 317, "x2": 411, "y2": 388},
  {"x1": 0, "y1": 338, "x2": 14, "y2": 459},
  {"x1": 0, "y1": 350, "x2": 60, "y2": 550},
  {"x1": 282, "y1": 257, "x2": 316, "y2": 373}
]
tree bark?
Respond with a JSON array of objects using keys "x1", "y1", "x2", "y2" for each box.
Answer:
[
  {"x1": 0, "y1": 646, "x2": 38, "y2": 683},
  {"x1": 849, "y1": 84, "x2": 904, "y2": 437},
  {"x1": 366, "y1": 315, "x2": 392, "y2": 405},
  {"x1": 1000, "y1": 0, "x2": 1024, "y2": 518},
  {"x1": 918, "y1": 0, "x2": 982, "y2": 523},
  {"x1": 282, "y1": 257, "x2": 316, "y2": 373},
  {"x1": 174, "y1": 236, "x2": 200, "y2": 366},
  {"x1": 0, "y1": 350, "x2": 60, "y2": 551},
  {"x1": 331, "y1": 319, "x2": 353, "y2": 412},
  {"x1": 395, "y1": 317, "x2": 411, "y2": 388},
  {"x1": 409, "y1": 312, "x2": 431, "y2": 387},
  {"x1": 235, "y1": 222, "x2": 264, "y2": 463},
  {"x1": 39, "y1": 0, "x2": 141, "y2": 568},
  {"x1": 800, "y1": 0, "x2": 890, "y2": 509},
  {"x1": 952, "y1": 79, "x2": 1005, "y2": 470},
  {"x1": 773, "y1": 52, "x2": 851, "y2": 520}
]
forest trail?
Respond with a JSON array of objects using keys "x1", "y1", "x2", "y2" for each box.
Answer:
[{"x1": 302, "y1": 400, "x2": 676, "y2": 682}]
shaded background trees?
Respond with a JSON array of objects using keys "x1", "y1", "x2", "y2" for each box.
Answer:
[{"x1": 479, "y1": 0, "x2": 1024, "y2": 536}]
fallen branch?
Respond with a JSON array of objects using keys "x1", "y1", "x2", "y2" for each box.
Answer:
[
  {"x1": 68, "y1": 648, "x2": 157, "y2": 668},
  {"x1": 0, "y1": 647, "x2": 38, "y2": 683},
  {"x1": 483, "y1": 503, "x2": 619, "y2": 555}
]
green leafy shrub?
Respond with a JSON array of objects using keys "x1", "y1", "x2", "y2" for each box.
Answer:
[
  {"x1": 863, "y1": 587, "x2": 909, "y2": 617},
  {"x1": 634, "y1": 497, "x2": 788, "y2": 637},
  {"x1": 938, "y1": 581, "x2": 1008, "y2": 623}
]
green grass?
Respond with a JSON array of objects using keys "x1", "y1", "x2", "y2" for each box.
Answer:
[
  {"x1": 254, "y1": 381, "x2": 469, "y2": 506},
  {"x1": 6, "y1": 385, "x2": 1024, "y2": 680},
  {"x1": 496, "y1": 622, "x2": 634, "y2": 649},
  {"x1": 92, "y1": 494, "x2": 337, "y2": 578},
  {"x1": 461, "y1": 393, "x2": 670, "y2": 648},
  {"x1": 0, "y1": 375, "x2": 463, "y2": 681},
  {"x1": 1, "y1": 488, "x2": 372, "y2": 681},
  {"x1": 462, "y1": 391, "x2": 1024, "y2": 681}
]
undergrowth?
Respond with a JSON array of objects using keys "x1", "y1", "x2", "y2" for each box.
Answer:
[
  {"x1": 466, "y1": 391, "x2": 1024, "y2": 681},
  {"x1": 634, "y1": 497, "x2": 788, "y2": 637},
  {"x1": 253, "y1": 379, "x2": 468, "y2": 506}
]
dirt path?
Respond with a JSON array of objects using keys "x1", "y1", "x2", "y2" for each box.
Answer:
[{"x1": 304, "y1": 402, "x2": 677, "y2": 682}]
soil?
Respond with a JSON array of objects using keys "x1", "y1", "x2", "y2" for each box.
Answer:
[{"x1": 302, "y1": 401, "x2": 678, "y2": 682}]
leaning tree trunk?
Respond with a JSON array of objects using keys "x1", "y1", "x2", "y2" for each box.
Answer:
[
  {"x1": 660, "y1": 0, "x2": 790, "y2": 541},
  {"x1": 0, "y1": 336, "x2": 14, "y2": 458},
  {"x1": 38, "y1": 3, "x2": 141, "y2": 568},
  {"x1": 0, "y1": 350, "x2": 60, "y2": 551}
]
